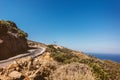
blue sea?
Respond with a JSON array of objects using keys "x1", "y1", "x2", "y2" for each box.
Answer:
[{"x1": 86, "y1": 53, "x2": 120, "y2": 63}]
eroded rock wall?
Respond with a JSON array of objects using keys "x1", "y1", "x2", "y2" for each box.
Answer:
[{"x1": 0, "y1": 20, "x2": 28, "y2": 60}]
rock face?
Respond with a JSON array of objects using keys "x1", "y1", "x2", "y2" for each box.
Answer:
[
  {"x1": 0, "y1": 20, "x2": 28, "y2": 60},
  {"x1": 8, "y1": 71, "x2": 24, "y2": 79}
]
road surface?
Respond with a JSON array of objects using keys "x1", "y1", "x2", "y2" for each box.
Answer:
[{"x1": 0, "y1": 47, "x2": 45, "y2": 67}]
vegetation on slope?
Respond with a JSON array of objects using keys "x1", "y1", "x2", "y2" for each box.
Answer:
[
  {"x1": 47, "y1": 45, "x2": 120, "y2": 80},
  {"x1": 47, "y1": 45, "x2": 80, "y2": 64},
  {"x1": 0, "y1": 20, "x2": 28, "y2": 38}
]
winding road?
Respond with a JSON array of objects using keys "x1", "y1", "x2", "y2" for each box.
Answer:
[{"x1": 0, "y1": 47, "x2": 46, "y2": 67}]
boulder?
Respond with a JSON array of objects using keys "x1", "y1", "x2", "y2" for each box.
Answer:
[{"x1": 8, "y1": 71, "x2": 24, "y2": 79}]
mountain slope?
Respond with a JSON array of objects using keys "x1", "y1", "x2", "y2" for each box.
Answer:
[
  {"x1": 0, "y1": 20, "x2": 28, "y2": 60},
  {"x1": 47, "y1": 45, "x2": 120, "y2": 80}
]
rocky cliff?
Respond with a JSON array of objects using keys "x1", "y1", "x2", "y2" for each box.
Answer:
[{"x1": 0, "y1": 20, "x2": 28, "y2": 60}]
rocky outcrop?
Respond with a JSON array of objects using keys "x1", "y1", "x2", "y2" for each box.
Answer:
[
  {"x1": 0, "y1": 56, "x2": 57, "y2": 80},
  {"x1": 0, "y1": 20, "x2": 28, "y2": 60},
  {"x1": 8, "y1": 71, "x2": 24, "y2": 80},
  {"x1": 0, "y1": 55, "x2": 95, "y2": 80}
]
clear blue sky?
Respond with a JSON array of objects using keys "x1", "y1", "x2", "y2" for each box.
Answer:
[{"x1": 0, "y1": 0, "x2": 120, "y2": 54}]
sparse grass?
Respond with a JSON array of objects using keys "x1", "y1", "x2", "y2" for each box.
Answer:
[
  {"x1": 49, "y1": 62, "x2": 95, "y2": 80},
  {"x1": 0, "y1": 20, "x2": 28, "y2": 37},
  {"x1": 48, "y1": 45, "x2": 80, "y2": 64},
  {"x1": 18, "y1": 29, "x2": 28, "y2": 37},
  {"x1": 90, "y1": 63, "x2": 109, "y2": 80},
  {"x1": 48, "y1": 45, "x2": 108, "y2": 79},
  {"x1": 102, "y1": 60, "x2": 120, "y2": 80},
  {"x1": 0, "y1": 20, "x2": 8, "y2": 35},
  {"x1": 79, "y1": 59, "x2": 110, "y2": 80},
  {"x1": 47, "y1": 45, "x2": 110, "y2": 80}
]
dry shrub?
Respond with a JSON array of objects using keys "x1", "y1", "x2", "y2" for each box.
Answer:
[{"x1": 49, "y1": 62, "x2": 95, "y2": 80}]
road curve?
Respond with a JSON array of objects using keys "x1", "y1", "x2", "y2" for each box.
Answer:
[{"x1": 0, "y1": 47, "x2": 46, "y2": 67}]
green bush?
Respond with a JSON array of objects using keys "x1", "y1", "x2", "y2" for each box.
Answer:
[
  {"x1": 48, "y1": 45, "x2": 80, "y2": 64},
  {"x1": 91, "y1": 64, "x2": 109, "y2": 80},
  {"x1": 51, "y1": 52, "x2": 79, "y2": 63},
  {"x1": 79, "y1": 59, "x2": 109, "y2": 80},
  {"x1": 18, "y1": 29, "x2": 28, "y2": 37}
]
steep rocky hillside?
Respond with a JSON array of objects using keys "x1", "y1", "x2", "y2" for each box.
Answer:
[
  {"x1": 0, "y1": 21, "x2": 120, "y2": 80},
  {"x1": 0, "y1": 44, "x2": 120, "y2": 80},
  {"x1": 0, "y1": 20, "x2": 28, "y2": 60}
]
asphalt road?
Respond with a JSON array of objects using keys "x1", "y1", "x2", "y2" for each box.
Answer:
[{"x1": 0, "y1": 47, "x2": 45, "y2": 67}]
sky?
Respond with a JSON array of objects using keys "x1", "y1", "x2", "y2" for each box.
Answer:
[{"x1": 0, "y1": 0, "x2": 120, "y2": 54}]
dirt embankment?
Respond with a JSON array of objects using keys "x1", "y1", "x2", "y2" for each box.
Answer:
[{"x1": 0, "y1": 20, "x2": 28, "y2": 60}]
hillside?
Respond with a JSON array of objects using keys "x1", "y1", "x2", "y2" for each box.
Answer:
[
  {"x1": 0, "y1": 20, "x2": 28, "y2": 60},
  {"x1": 0, "y1": 21, "x2": 120, "y2": 80}
]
